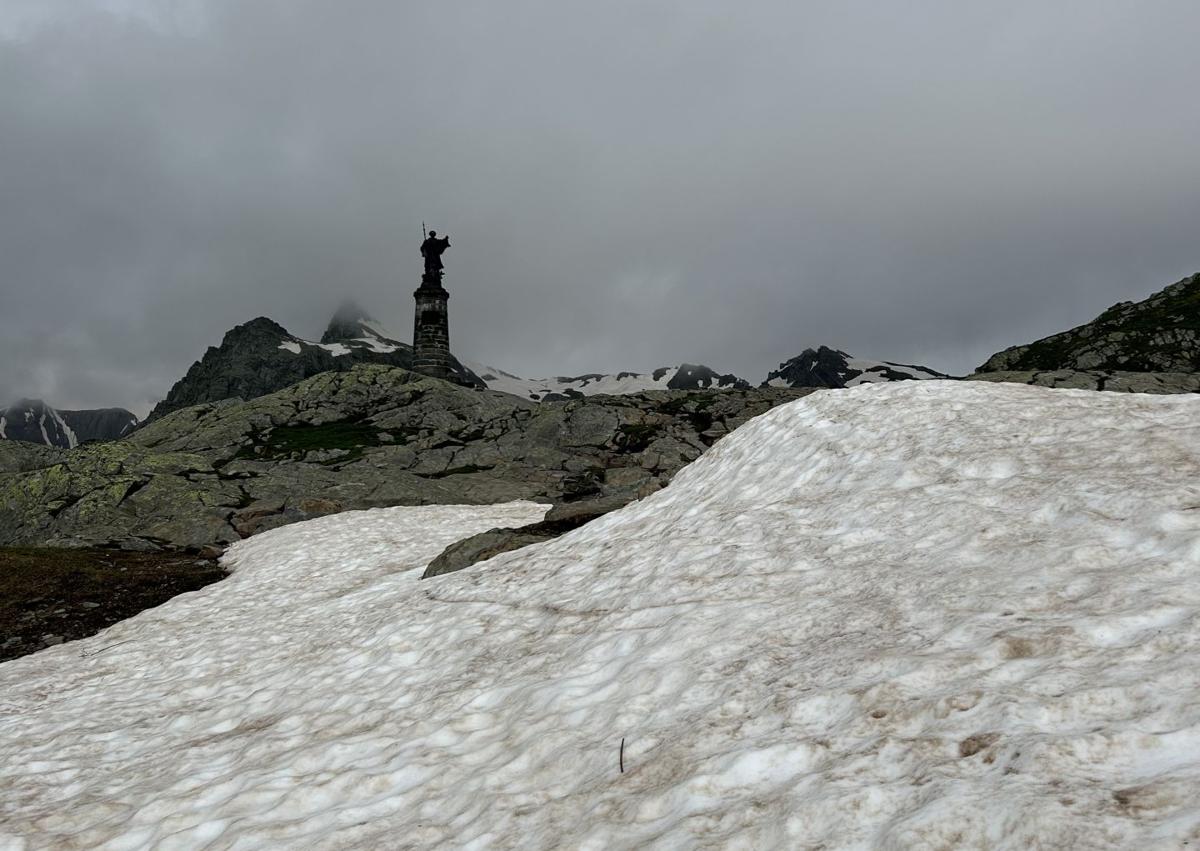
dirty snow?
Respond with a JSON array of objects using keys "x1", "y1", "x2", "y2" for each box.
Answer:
[{"x1": 2, "y1": 381, "x2": 1200, "y2": 849}]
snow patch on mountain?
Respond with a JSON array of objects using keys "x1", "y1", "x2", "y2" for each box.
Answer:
[
  {"x1": 468, "y1": 360, "x2": 749, "y2": 401},
  {"x1": 3, "y1": 381, "x2": 1200, "y2": 848}
]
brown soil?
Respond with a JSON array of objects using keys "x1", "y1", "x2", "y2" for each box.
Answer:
[{"x1": 0, "y1": 547, "x2": 226, "y2": 663}]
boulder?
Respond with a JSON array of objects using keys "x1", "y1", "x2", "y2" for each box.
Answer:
[{"x1": 421, "y1": 494, "x2": 631, "y2": 579}]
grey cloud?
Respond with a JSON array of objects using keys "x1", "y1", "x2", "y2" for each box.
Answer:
[{"x1": 2, "y1": 0, "x2": 1198, "y2": 416}]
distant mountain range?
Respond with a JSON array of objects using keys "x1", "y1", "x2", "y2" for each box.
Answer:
[
  {"x1": 0, "y1": 400, "x2": 136, "y2": 449},
  {"x1": 8, "y1": 269, "x2": 1198, "y2": 449},
  {"x1": 0, "y1": 302, "x2": 950, "y2": 448},
  {"x1": 466, "y1": 362, "x2": 750, "y2": 402},
  {"x1": 142, "y1": 302, "x2": 948, "y2": 417}
]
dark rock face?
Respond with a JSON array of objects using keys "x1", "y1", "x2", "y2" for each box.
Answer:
[
  {"x1": 0, "y1": 400, "x2": 136, "y2": 448},
  {"x1": 764, "y1": 346, "x2": 949, "y2": 389},
  {"x1": 0, "y1": 365, "x2": 814, "y2": 550},
  {"x1": 148, "y1": 307, "x2": 482, "y2": 421},
  {"x1": 59, "y1": 408, "x2": 139, "y2": 443},
  {"x1": 0, "y1": 400, "x2": 75, "y2": 447},
  {"x1": 977, "y1": 272, "x2": 1200, "y2": 373},
  {"x1": 666, "y1": 363, "x2": 750, "y2": 391}
]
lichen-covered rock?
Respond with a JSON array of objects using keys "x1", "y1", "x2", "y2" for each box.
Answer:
[
  {"x1": 1, "y1": 365, "x2": 814, "y2": 550},
  {"x1": 965, "y1": 370, "x2": 1200, "y2": 394},
  {"x1": 0, "y1": 442, "x2": 66, "y2": 474},
  {"x1": 976, "y1": 272, "x2": 1200, "y2": 374}
]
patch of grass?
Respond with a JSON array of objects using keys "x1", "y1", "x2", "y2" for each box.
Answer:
[
  {"x1": 0, "y1": 547, "x2": 226, "y2": 662},
  {"x1": 234, "y1": 420, "x2": 384, "y2": 464}
]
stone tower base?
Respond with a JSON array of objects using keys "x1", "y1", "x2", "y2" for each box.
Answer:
[{"x1": 413, "y1": 281, "x2": 451, "y2": 380}]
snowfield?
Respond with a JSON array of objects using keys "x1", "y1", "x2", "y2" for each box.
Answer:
[{"x1": 3, "y1": 381, "x2": 1200, "y2": 849}]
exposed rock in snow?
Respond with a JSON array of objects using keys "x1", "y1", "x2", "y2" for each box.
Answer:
[
  {"x1": 467, "y1": 360, "x2": 749, "y2": 401},
  {"x1": 764, "y1": 345, "x2": 950, "y2": 389},
  {"x1": 3, "y1": 380, "x2": 1199, "y2": 848}
]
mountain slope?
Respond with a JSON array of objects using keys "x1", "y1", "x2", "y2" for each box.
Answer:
[
  {"x1": 468, "y1": 361, "x2": 749, "y2": 401},
  {"x1": 0, "y1": 400, "x2": 136, "y2": 448},
  {"x1": 1, "y1": 364, "x2": 811, "y2": 549},
  {"x1": 147, "y1": 304, "x2": 481, "y2": 420},
  {"x1": 763, "y1": 345, "x2": 949, "y2": 388},
  {"x1": 978, "y1": 271, "x2": 1200, "y2": 373},
  {"x1": 3, "y1": 381, "x2": 1199, "y2": 847}
]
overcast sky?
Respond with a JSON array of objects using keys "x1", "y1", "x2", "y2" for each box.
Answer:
[{"x1": 2, "y1": 0, "x2": 1199, "y2": 417}]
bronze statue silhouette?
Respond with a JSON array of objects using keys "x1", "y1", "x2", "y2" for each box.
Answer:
[{"x1": 420, "y1": 229, "x2": 451, "y2": 284}]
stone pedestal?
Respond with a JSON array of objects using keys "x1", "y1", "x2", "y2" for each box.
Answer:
[{"x1": 413, "y1": 279, "x2": 451, "y2": 381}]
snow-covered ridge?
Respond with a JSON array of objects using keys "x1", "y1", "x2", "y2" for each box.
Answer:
[
  {"x1": 466, "y1": 360, "x2": 748, "y2": 401},
  {"x1": 277, "y1": 331, "x2": 404, "y2": 358},
  {"x1": 3, "y1": 381, "x2": 1199, "y2": 848}
]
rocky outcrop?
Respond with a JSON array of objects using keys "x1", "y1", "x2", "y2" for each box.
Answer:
[
  {"x1": 977, "y1": 272, "x2": 1200, "y2": 374},
  {"x1": 421, "y1": 496, "x2": 628, "y2": 579},
  {"x1": 764, "y1": 346, "x2": 949, "y2": 389},
  {"x1": 1, "y1": 364, "x2": 813, "y2": 550},
  {"x1": 966, "y1": 370, "x2": 1200, "y2": 394},
  {"x1": 147, "y1": 306, "x2": 482, "y2": 421},
  {"x1": 0, "y1": 400, "x2": 136, "y2": 448},
  {"x1": 0, "y1": 441, "x2": 66, "y2": 474}
]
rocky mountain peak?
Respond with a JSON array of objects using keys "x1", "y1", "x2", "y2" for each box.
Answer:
[
  {"x1": 764, "y1": 347, "x2": 948, "y2": 389},
  {"x1": 221, "y1": 317, "x2": 295, "y2": 346},
  {"x1": 147, "y1": 304, "x2": 483, "y2": 421},
  {"x1": 321, "y1": 300, "x2": 386, "y2": 344}
]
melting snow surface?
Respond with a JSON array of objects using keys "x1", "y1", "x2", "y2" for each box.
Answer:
[
  {"x1": 276, "y1": 341, "x2": 302, "y2": 354},
  {"x1": 3, "y1": 381, "x2": 1200, "y2": 849}
]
